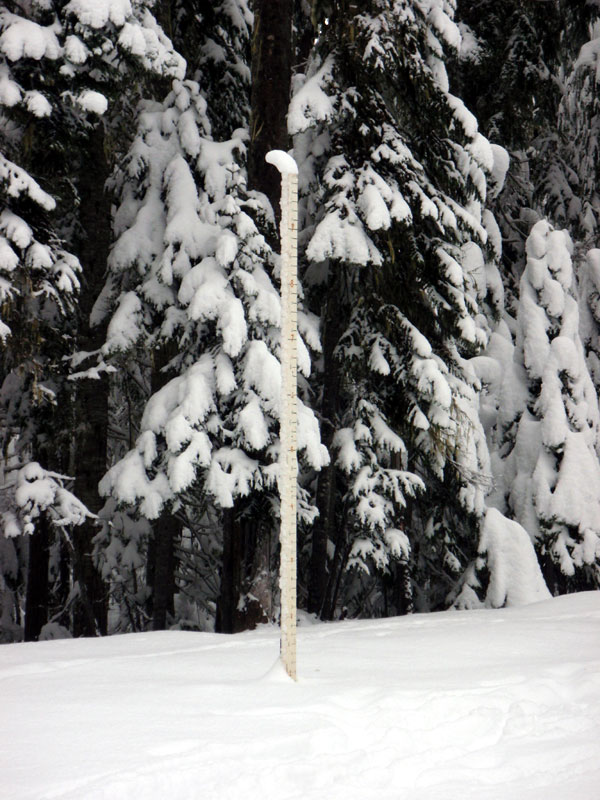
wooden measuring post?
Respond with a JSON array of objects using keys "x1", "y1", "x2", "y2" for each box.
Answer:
[{"x1": 265, "y1": 150, "x2": 298, "y2": 681}]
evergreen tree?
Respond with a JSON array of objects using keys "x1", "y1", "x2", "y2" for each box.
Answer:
[
  {"x1": 0, "y1": 0, "x2": 184, "y2": 639},
  {"x1": 457, "y1": 1, "x2": 600, "y2": 594},
  {"x1": 483, "y1": 220, "x2": 600, "y2": 591},
  {"x1": 291, "y1": 0, "x2": 498, "y2": 616},
  {"x1": 3, "y1": 0, "x2": 599, "y2": 640},
  {"x1": 99, "y1": 77, "x2": 328, "y2": 631}
]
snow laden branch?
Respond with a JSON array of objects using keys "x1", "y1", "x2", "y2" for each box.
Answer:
[
  {"x1": 0, "y1": 0, "x2": 185, "y2": 338},
  {"x1": 99, "y1": 81, "x2": 328, "y2": 523},
  {"x1": 1, "y1": 462, "x2": 95, "y2": 537}
]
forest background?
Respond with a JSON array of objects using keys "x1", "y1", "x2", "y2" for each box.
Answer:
[{"x1": 1, "y1": 0, "x2": 600, "y2": 643}]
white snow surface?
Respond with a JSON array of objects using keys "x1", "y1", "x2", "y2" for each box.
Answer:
[{"x1": 2, "y1": 592, "x2": 599, "y2": 800}]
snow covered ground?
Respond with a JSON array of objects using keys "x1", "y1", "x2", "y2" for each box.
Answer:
[{"x1": 2, "y1": 592, "x2": 599, "y2": 800}]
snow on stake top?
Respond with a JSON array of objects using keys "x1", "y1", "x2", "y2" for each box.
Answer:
[
  {"x1": 267, "y1": 149, "x2": 298, "y2": 681},
  {"x1": 265, "y1": 149, "x2": 299, "y2": 175}
]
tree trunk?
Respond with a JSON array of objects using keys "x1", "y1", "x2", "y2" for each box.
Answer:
[
  {"x1": 151, "y1": 513, "x2": 178, "y2": 630},
  {"x1": 308, "y1": 462, "x2": 336, "y2": 615},
  {"x1": 216, "y1": 507, "x2": 243, "y2": 633},
  {"x1": 24, "y1": 515, "x2": 50, "y2": 641},
  {"x1": 145, "y1": 342, "x2": 180, "y2": 631},
  {"x1": 216, "y1": 504, "x2": 273, "y2": 633},
  {"x1": 321, "y1": 517, "x2": 349, "y2": 620},
  {"x1": 307, "y1": 283, "x2": 343, "y2": 616},
  {"x1": 70, "y1": 124, "x2": 112, "y2": 637},
  {"x1": 247, "y1": 0, "x2": 293, "y2": 212},
  {"x1": 293, "y1": 1, "x2": 315, "y2": 72},
  {"x1": 71, "y1": 372, "x2": 109, "y2": 637}
]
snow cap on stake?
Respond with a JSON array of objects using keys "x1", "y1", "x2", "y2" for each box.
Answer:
[{"x1": 265, "y1": 150, "x2": 299, "y2": 175}]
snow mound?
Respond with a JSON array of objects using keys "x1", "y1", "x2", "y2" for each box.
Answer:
[{"x1": 480, "y1": 508, "x2": 552, "y2": 607}]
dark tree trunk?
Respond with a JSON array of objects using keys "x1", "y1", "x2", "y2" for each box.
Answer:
[
  {"x1": 293, "y1": 0, "x2": 315, "y2": 72},
  {"x1": 151, "y1": 513, "x2": 178, "y2": 630},
  {"x1": 321, "y1": 519, "x2": 350, "y2": 620},
  {"x1": 245, "y1": 520, "x2": 272, "y2": 627},
  {"x1": 24, "y1": 515, "x2": 50, "y2": 641},
  {"x1": 307, "y1": 284, "x2": 343, "y2": 616},
  {"x1": 247, "y1": 0, "x2": 293, "y2": 212},
  {"x1": 216, "y1": 507, "x2": 243, "y2": 633},
  {"x1": 145, "y1": 341, "x2": 180, "y2": 631},
  {"x1": 72, "y1": 534, "x2": 106, "y2": 637},
  {"x1": 216, "y1": 504, "x2": 272, "y2": 633},
  {"x1": 71, "y1": 371, "x2": 109, "y2": 637},
  {"x1": 308, "y1": 459, "x2": 336, "y2": 615},
  {"x1": 71, "y1": 124, "x2": 112, "y2": 637},
  {"x1": 391, "y1": 562, "x2": 413, "y2": 616}
]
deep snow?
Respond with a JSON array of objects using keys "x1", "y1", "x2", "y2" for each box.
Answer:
[{"x1": 1, "y1": 592, "x2": 599, "y2": 799}]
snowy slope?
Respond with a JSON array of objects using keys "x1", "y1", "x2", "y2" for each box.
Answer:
[{"x1": 2, "y1": 592, "x2": 599, "y2": 800}]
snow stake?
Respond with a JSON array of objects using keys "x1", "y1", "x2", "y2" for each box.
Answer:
[{"x1": 266, "y1": 150, "x2": 298, "y2": 681}]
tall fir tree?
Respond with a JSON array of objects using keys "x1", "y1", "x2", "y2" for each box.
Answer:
[
  {"x1": 98, "y1": 74, "x2": 328, "y2": 632},
  {"x1": 0, "y1": 0, "x2": 184, "y2": 639},
  {"x1": 455, "y1": 0, "x2": 600, "y2": 593},
  {"x1": 481, "y1": 221, "x2": 600, "y2": 591},
  {"x1": 290, "y1": 0, "x2": 500, "y2": 616}
]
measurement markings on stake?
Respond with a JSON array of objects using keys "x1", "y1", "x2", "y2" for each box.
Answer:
[{"x1": 266, "y1": 151, "x2": 299, "y2": 680}]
